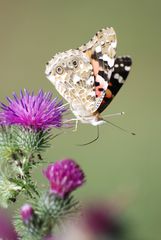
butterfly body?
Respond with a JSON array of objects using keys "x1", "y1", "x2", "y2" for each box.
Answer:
[{"x1": 45, "y1": 27, "x2": 132, "y2": 126}]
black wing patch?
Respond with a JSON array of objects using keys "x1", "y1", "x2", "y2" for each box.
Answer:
[{"x1": 97, "y1": 56, "x2": 132, "y2": 114}]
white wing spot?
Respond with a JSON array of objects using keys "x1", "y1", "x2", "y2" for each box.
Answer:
[
  {"x1": 111, "y1": 41, "x2": 117, "y2": 48},
  {"x1": 73, "y1": 75, "x2": 80, "y2": 84},
  {"x1": 89, "y1": 91, "x2": 95, "y2": 97},
  {"x1": 86, "y1": 76, "x2": 94, "y2": 86},
  {"x1": 103, "y1": 54, "x2": 108, "y2": 61},
  {"x1": 107, "y1": 56, "x2": 115, "y2": 68},
  {"x1": 100, "y1": 55, "x2": 115, "y2": 67},
  {"x1": 95, "y1": 45, "x2": 102, "y2": 53},
  {"x1": 114, "y1": 73, "x2": 124, "y2": 83},
  {"x1": 118, "y1": 76, "x2": 123, "y2": 83},
  {"x1": 114, "y1": 73, "x2": 119, "y2": 79},
  {"x1": 125, "y1": 66, "x2": 131, "y2": 71}
]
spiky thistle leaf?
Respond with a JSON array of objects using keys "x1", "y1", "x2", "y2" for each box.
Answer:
[{"x1": 0, "y1": 176, "x2": 22, "y2": 207}]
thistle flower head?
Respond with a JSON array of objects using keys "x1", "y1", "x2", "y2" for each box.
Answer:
[
  {"x1": 43, "y1": 159, "x2": 85, "y2": 198},
  {"x1": 0, "y1": 89, "x2": 67, "y2": 130},
  {"x1": 20, "y1": 204, "x2": 33, "y2": 223}
]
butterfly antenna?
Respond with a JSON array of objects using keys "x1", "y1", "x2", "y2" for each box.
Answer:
[
  {"x1": 77, "y1": 125, "x2": 100, "y2": 146},
  {"x1": 104, "y1": 119, "x2": 136, "y2": 135}
]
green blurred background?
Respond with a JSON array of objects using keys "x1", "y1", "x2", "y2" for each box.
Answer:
[{"x1": 0, "y1": 0, "x2": 161, "y2": 239}]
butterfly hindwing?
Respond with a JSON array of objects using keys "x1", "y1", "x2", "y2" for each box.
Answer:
[
  {"x1": 97, "y1": 56, "x2": 132, "y2": 114},
  {"x1": 45, "y1": 49, "x2": 97, "y2": 116}
]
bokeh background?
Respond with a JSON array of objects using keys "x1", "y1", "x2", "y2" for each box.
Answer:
[{"x1": 0, "y1": 0, "x2": 161, "y2": 239}]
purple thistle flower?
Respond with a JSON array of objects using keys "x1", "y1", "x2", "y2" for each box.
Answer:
[
  {"x1": 43, "y1": 159, "x2": 85, "y2": 198},
  {"x1": 20, "y1": 204, "x2": 33, "y2": 223},
  {"x1": 0, "y1": 89, "x2": 67, "y2": 129}
]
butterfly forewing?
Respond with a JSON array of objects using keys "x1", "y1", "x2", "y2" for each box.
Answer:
[
  {"x1": 79, "y1": 27, "x2": 117, "y2": 112},
  {"x1": 97, "y1": 56, "x2": 132, "y2": 114}
]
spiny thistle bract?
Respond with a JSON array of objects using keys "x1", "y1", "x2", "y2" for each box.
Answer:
[{"x1": 0, "y1": 90, "x2": 68, "y2": 206}]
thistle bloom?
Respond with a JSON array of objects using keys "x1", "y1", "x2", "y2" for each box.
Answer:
[
  {"x1": 0, "y1": 89, "x2": 67, "y2": 129},
  {"x1": 43, "y1": 159, "x2": 85, "y2": 198},
  {"x1": 20, "y1": 204, "x2": 33, "y2": 223}
]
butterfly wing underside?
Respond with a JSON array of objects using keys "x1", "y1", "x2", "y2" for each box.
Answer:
[
  {"x1": 97, "y1": 56, "x2": 132, "y2": 114},
  {"x1": 45, "y1": 27, "x2": 117, "y2": 118},
  {"x1": 79, "y1": 27, "x2": 117, "y2": 111}
]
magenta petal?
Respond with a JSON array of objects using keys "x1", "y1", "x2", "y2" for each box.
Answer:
[
  {"x1": 43, "y1": 159, "x2": 85, "y2": 198},
  {"x1": 0, "y1": 89, "x2": 67, "y2": 130}
]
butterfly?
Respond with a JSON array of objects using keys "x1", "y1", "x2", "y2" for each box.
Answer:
[{"x1": 45, "y1": 27, "x2": 132, "y2": 128}]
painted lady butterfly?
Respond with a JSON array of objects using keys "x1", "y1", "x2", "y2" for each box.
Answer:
[{"x1": 45, "y1": 27, "x2": 132, "y2": 127}]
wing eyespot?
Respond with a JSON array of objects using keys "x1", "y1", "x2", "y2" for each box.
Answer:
[
  {"x1": 56, "y1": 66, "x2": 64, "y2": 75},
  {"x1": 72, "y1": 59, "x2": 78, "y2": 68}
]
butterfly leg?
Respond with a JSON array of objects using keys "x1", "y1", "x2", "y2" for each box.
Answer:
[
  {"x1": 63, "y1": 118, "x2": 79, "y2": 132},
  {"x1": 73, "y1": 119, "x2": 78, "y2": 132},
  {"x1": 63, "y1": 118, "x2": 78, "y2": 123}
]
